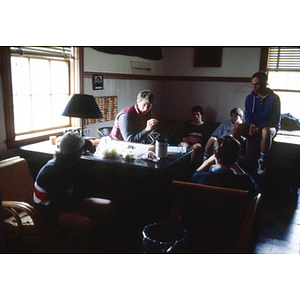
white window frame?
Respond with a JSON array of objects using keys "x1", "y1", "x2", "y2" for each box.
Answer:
[{"x1": 267, "y1": 47, "x2": 300, "y2": 123}]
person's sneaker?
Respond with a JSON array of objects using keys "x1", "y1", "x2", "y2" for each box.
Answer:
[{"x1": 257, "y1": 158, "x2": 267, "y2": 175}]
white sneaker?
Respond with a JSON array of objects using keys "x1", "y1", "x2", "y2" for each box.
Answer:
[{"x1": 257, "y1": 158, "x2": 267, "y2": 175}]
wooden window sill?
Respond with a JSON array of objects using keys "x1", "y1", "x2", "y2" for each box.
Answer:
[{"x1": 6, "y1": 127, "x2": 77, "y2": 149}]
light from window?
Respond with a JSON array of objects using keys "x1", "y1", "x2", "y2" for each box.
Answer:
[
  {"x1": 267, "y1": 47, "x2": 300, "y2": 121},
  {"x1": 268, "y1": 71, "x2": 300, "y2": 119},
  {"x1": 11, "y1": 56, "x2": 70, "y2": 135}
]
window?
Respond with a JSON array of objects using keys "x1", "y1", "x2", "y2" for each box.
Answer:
[
  {"x1": 2, "y1": 46, "x2": 81, "y2": 148},
  {"x1": 267, "y1": 47, "x2": 300, "y2": 119},
  {"x1": 11, "y1": 53, "x2": 70, "y2": 134}
]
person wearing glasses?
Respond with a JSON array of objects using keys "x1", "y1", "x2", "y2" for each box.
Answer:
[{"x1": 110, "y1": 89, "x2": 158, "y2": 143}]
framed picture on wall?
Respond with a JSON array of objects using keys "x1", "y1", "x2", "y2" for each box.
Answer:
[
  {"x1": 93, "y1": 74, "x2": 104, "y2": 90},
  {"x1": 194, "y1": 47, "x2": 222, "y2": 67}
]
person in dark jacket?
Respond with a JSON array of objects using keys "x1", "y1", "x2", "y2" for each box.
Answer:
[
  {"x1": 232, "y1": 71, "x2": 281, "y2": 175},
  {"x1": 179, "y1": 105, "x2": 212, "y2": 165},
  {"x1": 34, "y1": 131, "x2": 115, "y2": 250},
  {"x1": 191, "y1": 135, "x2": 259, "y2": 236},
  {"x1": 110, "y1": 89, "x2": 158, "y2": 143},
  {"x1": 192, "y1": 135, "x2": 258, "y2": 197}
]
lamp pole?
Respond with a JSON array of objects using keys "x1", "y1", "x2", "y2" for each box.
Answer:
[{"x1": 81, "y1": 118, "x2": 85, "y2": 137}]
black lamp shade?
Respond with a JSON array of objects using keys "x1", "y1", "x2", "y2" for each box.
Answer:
[{"x1": 62, "y1": 94, "x2": 103, "y2": 119}]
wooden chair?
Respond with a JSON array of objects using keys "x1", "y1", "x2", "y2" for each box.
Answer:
[
  {"x1": 170, "y1": 180, "x2": 262, "y2": 253},
  {"x1": 0, "y1": 156, "x2": 48, "y2": 252},
  {"x1": 2, "y1": 200, "x2": 47, "y2": 251}
]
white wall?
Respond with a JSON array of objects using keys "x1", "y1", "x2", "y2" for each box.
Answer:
[
  {"x1": 159, "y1": 47, "x2": 259, "y2": 122},
  {"x1": 83, "y1": 46, "x2": 258, "y2": 133},
  {"x1": 162, "y1": 47, "x2": 261, "y2": 77},
  {"x1": 159, "y1": 80, "x2": 252, "y2": 122},
  {"x1": 84, "y1": 47, "x2": 261, "y2": 77}
]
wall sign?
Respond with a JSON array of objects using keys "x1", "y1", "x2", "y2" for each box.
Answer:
[{"x1": 93, "y1": 74, "x2": 104, "y2": 90}]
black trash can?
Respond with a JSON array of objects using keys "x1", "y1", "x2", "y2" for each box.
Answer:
[{"x1": 142, "y1": 222, "x2": 187, "y2": 253}]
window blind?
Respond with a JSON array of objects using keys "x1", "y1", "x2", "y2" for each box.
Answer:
[
  {"x1": 10, "y1": 46, "x2": 73, "y2": 59},
  {"x1": 268, "y1": 47, "x2": 300, "y2": 72}
]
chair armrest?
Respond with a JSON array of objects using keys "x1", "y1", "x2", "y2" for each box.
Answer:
[
  {"x1": 2, "y1": 201, "x2": 43, "y2": 240},
  {"x1": 238, "y1": 193, "x2": 262, "y2": 252}
]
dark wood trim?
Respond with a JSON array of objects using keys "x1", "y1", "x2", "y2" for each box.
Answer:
[
  {"x1": 83, "y1": 71, "x2": 251, "y2": 83},
  {"x1": 274, "y1": 89, "x2": 300, "y2": 93},
  {"x1": 260, "y1": 47, "x2": 269, "y2": 72},
  {"x1": 0, "y1": 47, "x2": 15, "y2": 145},
  {"x1": 6, "y1": 129, "x2": 66, "y2": 149},
  {"x1": 79, "y1": 47, "x2": 84, "y2": 93}
]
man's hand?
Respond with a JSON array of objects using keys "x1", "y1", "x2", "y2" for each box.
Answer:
[
  {"x1": 145, "y1": 118, "x2": 158, "y2": 132},
  {"x1": 249, "y1": 124, "x2": 261, "y2": 136}
]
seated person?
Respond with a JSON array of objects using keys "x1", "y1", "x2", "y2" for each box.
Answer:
[
  {"x1": 34, "y1": 131, "x2": 115, "y2": 250},
  {"x1": 110, "y1": 89, "x2": 158, "y2": 143},
  {"x1": 192, "y1": 135, "x2": 258, "y2": 197},
  {"x1": 191, "y1": 136, "x2": 259, "y2": 237},
  {"x1": 232, "y1": 71, "x2": 281, "y2": 175},
  {"x1": 204, "y1": 107, "x2": 243, "y2": 160},
  {"x1": 179, "y1": 105, "x2": 211, "y2": 165}
]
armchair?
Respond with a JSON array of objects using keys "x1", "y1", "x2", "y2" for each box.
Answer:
[{"x1": 0, "y1": 156, "x2": 47, "y2": 252}]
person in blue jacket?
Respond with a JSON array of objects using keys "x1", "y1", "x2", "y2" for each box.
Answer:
[{"x1": 232, "y1": 71, "x2": 281, "y2": 175}]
